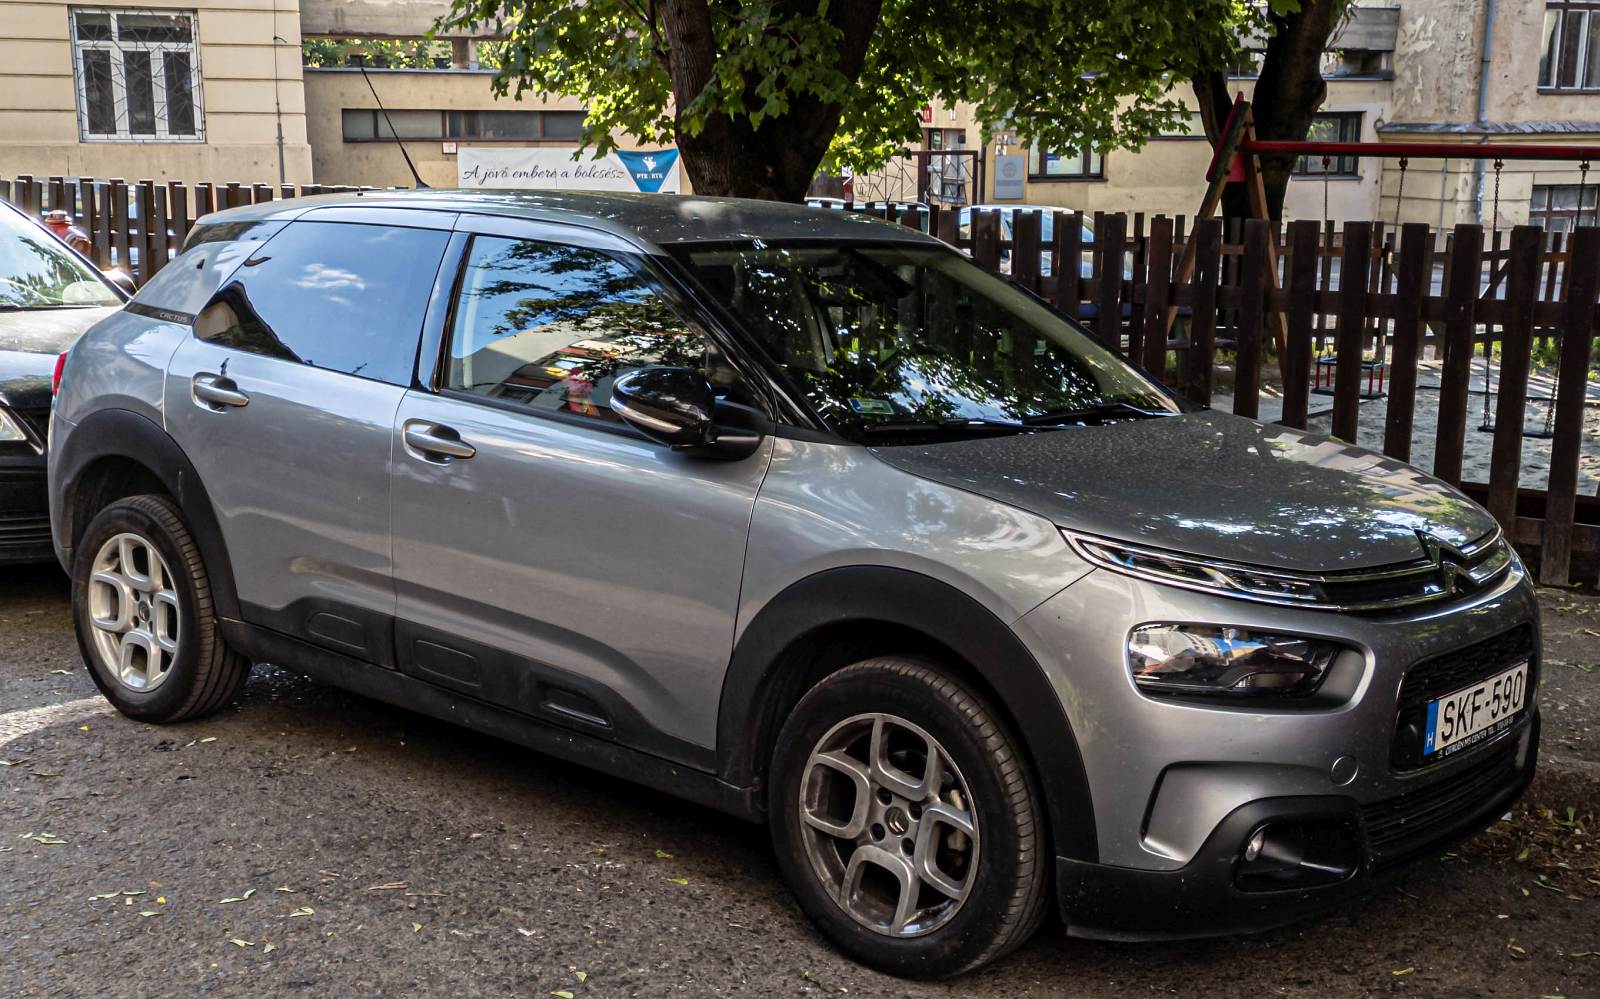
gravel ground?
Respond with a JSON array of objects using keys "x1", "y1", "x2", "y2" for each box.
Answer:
[{"x1": 3, "y1": 563, "x2": 1599, "y2": 998}]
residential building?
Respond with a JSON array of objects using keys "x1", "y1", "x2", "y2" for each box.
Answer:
[{"x1": 0, "y1": 0, "x2": 311, "y2": 184}]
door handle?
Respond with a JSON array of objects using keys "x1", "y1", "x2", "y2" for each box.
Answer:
[
  {"x1": 192, "y1": 373, "x2": 250, "y2": 409},
  {"x1": 403, "y1": 421, "x2": 476, "y2": 461}
]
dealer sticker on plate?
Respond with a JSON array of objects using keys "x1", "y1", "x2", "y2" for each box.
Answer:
[{"x1": 1423, "y1": 661, "x2": 1529, "y2": 758}]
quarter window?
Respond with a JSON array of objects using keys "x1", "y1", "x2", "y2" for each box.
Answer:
[
  {"x1": 193, "y1": 222, "x2": 449, "y2": 386},
  {"x1": 71, "y1": 7, "x2": 204, "y2": 141},
  {"x1": 444, "y1": 236, "x2": 714, "y2": 426}
]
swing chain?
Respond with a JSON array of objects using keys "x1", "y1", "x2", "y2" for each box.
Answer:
[
  {"x1": 1321, "y1": 155, "x2": 1332, "y2": 227},
  {"x1": 1579, "y1": 160, "x2": 1591, "y2": 229},
  {"x1": 1393, "y1": 156, "x2": 1408, "y2": 230}
]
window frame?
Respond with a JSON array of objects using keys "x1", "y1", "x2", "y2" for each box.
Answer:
[
  {"x1": 1292, "y1": 112, "x2": 1364, "y2": 178},
  {"x1": 1026, "y1": 145, "x2": 1105, "y2": 182},
  {"x1": 69, "y1": 6, "x2": 206, "y2": 143},
  {"x1": 425, "y1": 224, "x2": 778, "y2": 443},
  {"x1": 1539, "y1": 2, "x2": 1600, "y2": 92}
]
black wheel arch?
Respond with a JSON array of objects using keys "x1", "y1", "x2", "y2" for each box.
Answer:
[
  {"x1": 718, "y1": 565, "x2": 1098, "y2": 862},
  {"x1": 54, "y1": 407, "x2": 240, "y2": 621}
]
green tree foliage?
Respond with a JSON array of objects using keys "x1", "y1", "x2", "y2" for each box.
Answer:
[{"x1": 437, "y1": 0, "x2": 1277, "y2": 202}]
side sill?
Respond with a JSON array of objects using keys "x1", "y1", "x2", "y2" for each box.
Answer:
[{"x1": 219, "y1": 619, "x2": 761, "y2": 823}]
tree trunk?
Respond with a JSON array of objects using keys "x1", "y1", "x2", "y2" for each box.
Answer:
[
  {"x1": 1192, "y1": 0, "x2": 1346, "y2": 222},
  {"x1": 660, "y1": 0, "x2": 883, "y2": 202}
]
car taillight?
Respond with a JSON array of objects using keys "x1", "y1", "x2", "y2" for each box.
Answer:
[{"x1": 53, "y1": 351, "x2": 68, "y2": 395}]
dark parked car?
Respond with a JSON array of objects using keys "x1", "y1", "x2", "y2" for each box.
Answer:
[
  {"x1": 0, "y1": 200, "x2": 125, "y2": 563},
  {"x1": 51, "y1": 191, "x2": 1537, "y2": 978}
]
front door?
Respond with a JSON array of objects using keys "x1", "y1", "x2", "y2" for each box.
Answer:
[
  {"x1": 163, "y1": 215, "x2": 453, "y2": 664},
  {"x1": 389, "y1": 221, "x2": 771, "y2": 763}
]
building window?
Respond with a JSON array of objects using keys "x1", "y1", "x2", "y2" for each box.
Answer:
[
  {"x1": 71, "y1": 7, "x2": 203, "y2": 142},
  {"x1": 1530, "y1": 184, "x2": 1599, "y2": 235},
  {"x1": 1154, "y1": 112, "x2": 1206, "y2": 140},
  {"x1": 340, "y1": 109, "x2": 586, "y2": 142},
  {"x1": 1027, "y1": 146, "x2": 1104, "y2": 180},
  {"x1": 1540, "y1": 2, "x2": 1600, "y2": 90},
  {"x1": 1293, "y1": 113, "x2": 1362, "y2": 176}
]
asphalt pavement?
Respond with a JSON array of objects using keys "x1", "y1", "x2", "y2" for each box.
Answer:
[{"x1": 3, "y1": 563, "x2": 1598, "y2": 998}]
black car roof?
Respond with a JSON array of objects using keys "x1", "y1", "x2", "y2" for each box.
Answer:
[{"x1": 199, "y1": 189, "x2": 938, "y2": 252}]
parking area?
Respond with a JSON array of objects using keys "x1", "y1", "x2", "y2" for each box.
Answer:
[{"x1": 3, "y1": 563, "x2": 1598, "y2": 998}]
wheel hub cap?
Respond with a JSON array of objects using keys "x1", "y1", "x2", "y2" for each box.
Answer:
[
  {"x1": 85, "y1": 532, "x2": 181, "y2": 692},
  {"x1": 798, "y1": 712, "x2": 980, "y2": 938}
]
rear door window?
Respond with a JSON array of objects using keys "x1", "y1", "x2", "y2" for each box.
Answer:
[{"x1": 193, "y1": 220, "x2": 449, "y2": 386}]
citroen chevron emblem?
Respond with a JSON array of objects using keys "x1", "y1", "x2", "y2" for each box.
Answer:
[{"x1": 1417, "y1": 531, "x2": 1467, "y2": 593}]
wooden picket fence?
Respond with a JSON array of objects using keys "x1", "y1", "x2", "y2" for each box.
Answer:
[{"x1": 4, "y1": 176, "x2": 1597, "y2": 585}]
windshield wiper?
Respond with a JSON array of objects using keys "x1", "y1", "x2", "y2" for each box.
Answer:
[
  {"x1": 860, "y1": 418, "x2": 1056, "y2": 440},
  {"x1": 1021, "y1": 401, "x2": 1174, "y2": 426}
]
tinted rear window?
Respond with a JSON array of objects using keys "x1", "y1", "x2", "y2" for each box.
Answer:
[{"x1": 192, "y1": 221, "x2": 449, "y2": 385}]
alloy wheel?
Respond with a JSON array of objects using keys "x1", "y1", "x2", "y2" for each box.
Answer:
[
  {"x1": 797, "y1": 712, "x2": 980, "y2": 937},
  {"x1": 86, "y1": 532, "x2": 181, "y2": 692}
]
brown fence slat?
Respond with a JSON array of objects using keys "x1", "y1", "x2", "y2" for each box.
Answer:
[
  {"x1": 1179, "y1": 217, "x2": 1221, "y2": 406},
  {"x1": 1095, "y1": 212, "x2": 1126, "y2": 352},
  {"x1": 1232, "y1": 219, "x2": 1268, "y2": 419},
  {"x1": 1540, "y1": 225, "x2": 1600, "y2": 584},
  {"x1": 1053, "y1": 211, "x2": 1082, "y2": 319},
  {"x1": 146, "y1": 181, "x2": 168, "y2": 279},
  {"x1": 972, "y1": 208, "x2": 1000, "y2": 272},
  {"x1": 933, "y1": 204, "x2": 957, "y2": 245},
  {"x1": 252, "y1": 182, "x2": 273, "y2": 203},
  {"x1": 1433, "y1": 224, "x2": 1484, "y2": 485},
  {"x1": 1141, "y1": 215, "x2": 1173, "y2": 376},
  {"x1": 1126, "y1": 213, "x2": 1148, "y2": 362},
  {"x1": 195, "y1": 182, "x2": 216, "y2": 219},
  {"x1": 1332, "y1": 222, "x2": 1372, "y2": 442},
  {"x1": 1012, "y1": 210, "x2": 1041, "y2": 294},
  {"x1": 133, "y1": 181, "x2": 155, "y2": 284},
  {"x1": 1486, "y1": 226, "x2": 1543, "y2": 530},
  {"x1": 167, "y1": 181, "x2": 190, "y2": 250},
  {"x1": 225, "y1": 182, "x2": 243, "y2": 209},
  {"x1": 109, "y1": 180, "x2": 130, "y2": 274},
  {"x1": 1382, "y1": 223, "x2": 1431, "y2": 461},
  {"x1": 1280, "y1": 220, "x2": 1320, "y2": 429}
]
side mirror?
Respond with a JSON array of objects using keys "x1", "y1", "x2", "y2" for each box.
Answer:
[
  {"x1": 610, "y1": 366, "x2": 765, "y2": 460},
  {"x1": 102, "y1": 268, "x2": 137, "y2": 298}
]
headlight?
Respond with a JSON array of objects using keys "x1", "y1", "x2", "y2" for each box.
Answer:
[
  {"x1": 1128, "y1": 624, "x2": 1341, "y2": 699},
  {"x1": 0, "y1": 408, "x2": 26, "y2": 443}
]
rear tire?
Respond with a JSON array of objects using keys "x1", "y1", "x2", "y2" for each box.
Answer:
[
  {"x1": 769, "y1": 656, "x2": 1049, "y2": 978},
  {"x1": 72, "y1": 494, "x2": 250, "y2": 722}
]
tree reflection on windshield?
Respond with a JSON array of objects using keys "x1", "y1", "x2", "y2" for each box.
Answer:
[{"x1": 675, "y1": 242, "x2": 1176, "y2": 440}]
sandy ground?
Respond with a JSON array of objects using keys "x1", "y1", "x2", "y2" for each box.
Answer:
[{"x1": 2, "y1": 564, "x2": 1598, "y2": 998}]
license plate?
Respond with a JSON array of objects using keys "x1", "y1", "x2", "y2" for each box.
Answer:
[{"x1": 1424, "y1": 661, "x2": 1529, "y2": 758}]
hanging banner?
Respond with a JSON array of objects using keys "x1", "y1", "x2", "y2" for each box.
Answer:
[{"x1": 457, "y1": 147, "x2": 681, "y2": 192}]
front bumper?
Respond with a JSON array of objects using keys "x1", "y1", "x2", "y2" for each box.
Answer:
[
  {"x1": 1012, "y1": 559, "x2": 1540, "y2": 938},
  {"x1": 0, "y1": 457, "x2": 52, "y2": 565},
  {"x1": 1056, "y1": 710, "x2": 1538, "y2": 940}
]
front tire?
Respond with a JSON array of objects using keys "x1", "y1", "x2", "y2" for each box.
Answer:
[
  {"x1": 769, "y1": 657, "x2": 1049, "y2": 978},
  {"x1": 72, "y1": 494, "x2": 250, "y2": 723}
]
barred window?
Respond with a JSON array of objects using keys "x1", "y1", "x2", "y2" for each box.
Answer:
[{"x1": 71, "y1": 7, "x2": 204, "y2": 142}]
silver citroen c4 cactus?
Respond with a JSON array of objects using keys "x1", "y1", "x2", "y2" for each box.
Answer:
[{"x1": 48, "y1": 192, "x2": 1538, "y2": 978}]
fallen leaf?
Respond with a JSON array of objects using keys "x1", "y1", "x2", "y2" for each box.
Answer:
[
  {"x1": 78, "y1": 725, "x2": 89, "y2": 732},
  {"x1": 575, "y1": 971, "x2": 588, "y2": 984},
  {"x1": 49, "y1": 669, "x2": 71, "y2": 675},
  {"x1": 198, "y1": 737, "x2": 217, "y2": 744},
  {"x1": 218, "y1": 888, "x2": 256, "y2": 904},
  {"x1": 229, "y1": 938, "x2": 254, "y2": 948},
  {"x1": 0, "y1": 759, "x2": 27, "y2": 766},
  {"x1": 1515, "y1": 846, "x2": 1530, "y2": 862},
  {"x1": 551, "y1": 992, "x2": 574, "y2": 999},
  {"x1": 412, "y1": 922, "x2": 421, "y2": 933},
  {"x1": 263, "y1": 943, "x2": 277, "y2": 954},
  {"x1": 1392, "y1": 967, "x2": 1414, "y2": 976},
  {"x1": 138, "y1": 910, "x2": 159, "y2": 917},
  {"x1": 274, "y1": 886, "x2": 296, "y2": 893},
  {"x1": 289, "y1": 906, "x2": 314, "y2": 917},
  {"x1": 654, "y1": 849, "x2": 673, "y2": 859},
  {"x1": 667, "y1": 877, "x2": 688, "y2": 886},
  {"x1": 517, "y1": 928, "x2": 536, "y2": 938},
  {"x1": 155, "y1": 896, "x2": 166, "y2": 905},
  {"x1": 366, "y1": 882, "x2": 407, "y2": 891}
]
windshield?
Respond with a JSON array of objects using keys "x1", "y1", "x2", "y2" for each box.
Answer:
[
  {"x1": 0, "y1": 209, "x2": 120, "y2": 309},
  {"x1": 673, "y1": 241, "x2": 1178, "y2": 441}
]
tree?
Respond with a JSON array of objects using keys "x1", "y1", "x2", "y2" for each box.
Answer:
[
  {"x1": 438, "y1": 0, "x2": 1260, "y2": 202},
  {"x1": 1192, "y1": 0, "x2": 1353, "y2": 221}
]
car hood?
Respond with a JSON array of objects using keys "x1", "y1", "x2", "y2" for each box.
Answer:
[
  {"x1": 868, "y1": 410, "x2": 1499, "y2": 573},
  {"x1": 0, "y1": 306, "x2": 117, "y2": 409}
]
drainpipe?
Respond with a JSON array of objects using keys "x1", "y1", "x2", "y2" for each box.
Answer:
[{"x1": 1473, "y1": 0, "x2": 1498, "y2": 223}]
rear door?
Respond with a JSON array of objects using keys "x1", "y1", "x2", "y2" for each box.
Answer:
[
  {"x1": 163, "y1": 210, "x2": 457, "y2": 665},
  {"x1": 388, "y1": 218, "x2": 772, "y2": 761}
]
